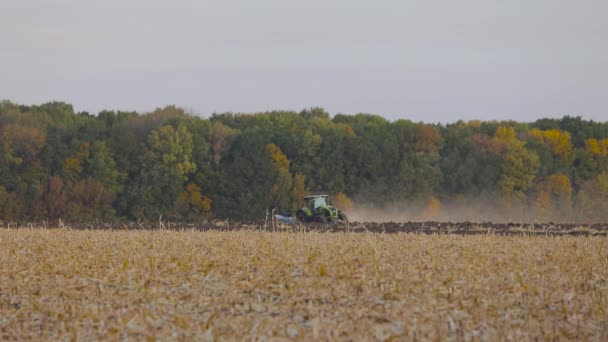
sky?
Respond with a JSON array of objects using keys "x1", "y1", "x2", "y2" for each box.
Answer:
[{"x1": 1, "y1": 0, "x2": 607, "y2": 123}]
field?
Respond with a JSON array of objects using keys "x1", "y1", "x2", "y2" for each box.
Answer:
[{"x1": 1, "y1": 228, "x2": 608, "y2": 340}]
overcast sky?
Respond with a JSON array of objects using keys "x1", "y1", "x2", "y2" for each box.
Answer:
[{"x1": 1, "y1": 0, "x2": 607, "y2": 122}]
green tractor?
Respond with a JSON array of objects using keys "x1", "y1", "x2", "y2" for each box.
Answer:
[{"x1": 296, "y1": 194, "x2": 348, "y2": 223}]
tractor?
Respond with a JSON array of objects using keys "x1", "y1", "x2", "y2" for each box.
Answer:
[{"x1": 296, "y1": 194, "x2": 348, "y2": 223}]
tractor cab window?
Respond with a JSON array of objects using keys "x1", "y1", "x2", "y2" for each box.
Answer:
[
  {"x1": 305, "y1": 198, "x2": 315, "y2": 210},
  {"x1": 313, "y1": 197, "x2": 327, "y2": 209}
]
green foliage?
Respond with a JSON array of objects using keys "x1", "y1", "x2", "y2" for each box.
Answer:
[
  {"x1": 126, "y1": 124, "x2": 196, "y2": 219},
  {"x1": 212, "y1": 129, "x2": 277, "y2": 219},
  {"x1": 1, "y1": 100, "x2": 608, "y2": 222},
  {"x1": 499, "y1": 143, "x2": 540, "y2": 203}
]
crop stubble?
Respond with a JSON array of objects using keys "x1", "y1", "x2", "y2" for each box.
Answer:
[{"x1": 0, "y1": 229, "x2": 607, "y2": 340}]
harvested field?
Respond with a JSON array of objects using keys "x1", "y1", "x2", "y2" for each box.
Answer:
[{"x1": 1, "y1": 229, "x2": 607, "y2": 340}]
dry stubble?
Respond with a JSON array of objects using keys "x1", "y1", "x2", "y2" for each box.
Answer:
[{"x1": 1, "y1": 229, "x2": 607, "y2": 341}]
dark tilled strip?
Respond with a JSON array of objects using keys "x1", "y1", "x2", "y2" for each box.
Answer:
[{"x1": 1, "y1": 221, "x2": 607, "y2": 236}]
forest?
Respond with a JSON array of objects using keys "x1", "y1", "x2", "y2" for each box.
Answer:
[{"x1": 1, "y1": 100, "x2": 607, "y2": 223}]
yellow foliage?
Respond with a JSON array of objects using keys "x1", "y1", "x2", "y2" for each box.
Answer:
[
  {"x1": 334, "y1": 192, "x2": 353, "y2": 211},
  {"x1": 63, "y1": 156, "x2": 82, "y2": 178},
  {"x1": 421, "y1": 196, "x2": 441, "y2": 220},
  {"x1": 413, "y1": 124, "x2": 442, "y2": 153},
  {"x1": 75, "y1": 141, "x2": 91, "y2": 160},
  {"x1": 585, "y1": 138, "x2": 608, "y2": 157},
  {"x1": 184, "y1": 183, "x2": 212, "y2": 212},
  {"x1": 597, "y1": 171, "x2": 608, "y2": 195},
  {"x1": 526, "y1": 129, "x2": 572, "y2": 161},
  {"x1": 533, "y1": 189, "x2": 552, "y2": 221},
  {"x1": 266, "y1": 145, "x2": 293, "y2": 210},
  {"x1": 490, "y1": 126, "x2": 523, "y2": 154},
  {"x1": 467, "y1": 120, "x2": 481, "y2": 128},
  {"x1": 290, "y1": 173, "x2": 308, "y2": 211},
  {"x1": 266, "y1": 144, "x2": 290, "y2": 170},
  {"x1": 498, "y1": 146, "x2": 540, "y2": 202},
  {"x1": 545, "y1": 174, "x2": 572, "y2": 199},
  {"x1": 337, "y1": 123, "x2": 356, "y2": 138},
  {"x1": 526, "y1": 129, "x2": 544, "y2": 143},
  {"x1": 543, "y1": 129, "x2": 572, "y2": 160},
  {"x1": 585, "y1": 139, "x2": 600, "y2": 155},
  {"x1": 209, "y1": 122, "x2": 238, "y2": 166},
  {"x1": 0, "y1": 124, "x2": 47, "y2": 164},
  {"x1": 495, "y1": 126, "x2": 517, "y2": 141},
  {"x1": 63, "y1": 141, "x2": 92, "y2": 179}
]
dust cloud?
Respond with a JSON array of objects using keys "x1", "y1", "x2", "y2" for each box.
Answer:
[{"x1": 346, "y1": 199, "x2": 577, "y2": 224}]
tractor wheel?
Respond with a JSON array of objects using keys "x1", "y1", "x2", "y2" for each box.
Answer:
[
  {"x1": 338, "y1": 212, "x2": 348, "y2": 222},
  {"x1": 315, "y1": 213, "x2": 328, "y2": 223},
  {"x1": 296, "y1": 210, "x2": 309, "y2": 223}
]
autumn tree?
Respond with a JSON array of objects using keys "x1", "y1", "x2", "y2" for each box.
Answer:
[
  {"x1": 585, "y1": 138, "x2": 608, "y2": 171},
  {"x1": 526, "y1": 129, "x2": 573, "y2": 164},
  {"x1": 396, "y1": 122, "x2": 443, "y2": 201},
  {"x1": 441, "y1": 122, "x2": 502, "y2": 201},
  {"x1": 290, "y1": 173, "x2": 308, "y2": 212},
  {"x1": 63, "y1": 141, "x2": 91, "y2": 181},
  {"x1": 44, "y1": 176, "x2": 68, "y2": 219},
  {"x1": 127, "y1": 124, "x2": 195, "y2": 219},
  {"x1": 208, "y1": 121, "x2": 238, "y2": 170},
  {"x1": 177, "y1": 183, "x2": 212, "y2": 220},
  {"x1": 334, "y1": 192, "x2": 353, "y2": 212},
  {"x1": 266, "y1": 143, "x2": 293, "y2": 212},
  {"x1": 497, "y1": 129, "x2": 540, "y2": 212},
  {"x1": 211, "y1": 130, "x2": 278, "y2": 219},
  {"x1": 2, "y1": 100, "x2": 608, "y2": 222}
]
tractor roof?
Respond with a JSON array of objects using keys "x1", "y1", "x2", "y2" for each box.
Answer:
[{"x1": 304, "y1": 194, "x2": 328, "y2": 199}]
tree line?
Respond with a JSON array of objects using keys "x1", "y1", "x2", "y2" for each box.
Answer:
[{"x1": 1, "y1": 100, "x2": 608, "y2": 223}]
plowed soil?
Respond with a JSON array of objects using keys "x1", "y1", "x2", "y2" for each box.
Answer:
[{"x1": 2, "y1": 220, "x2": 607, "y2": 236}]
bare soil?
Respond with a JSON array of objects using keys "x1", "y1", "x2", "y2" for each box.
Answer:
[{"x1": 2, "y1": 220, "x2": 607, "y2": 236}]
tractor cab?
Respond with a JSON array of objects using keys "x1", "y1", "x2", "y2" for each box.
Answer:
[{"x1": 305, "y1": 195, "x2": 329, "y2": 211}]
